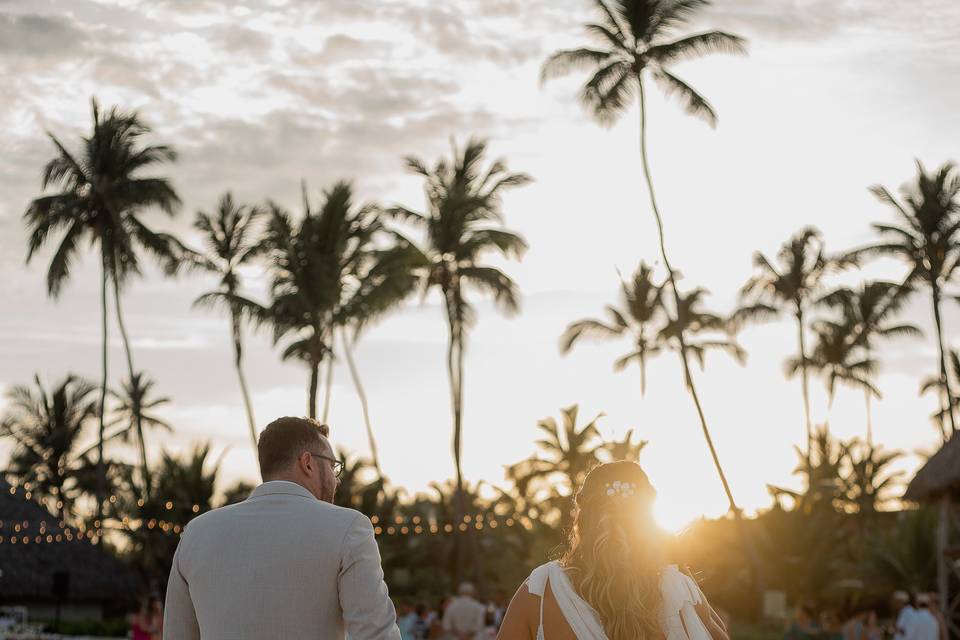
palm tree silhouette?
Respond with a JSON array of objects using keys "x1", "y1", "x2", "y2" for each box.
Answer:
[
  {"x1": 189, "y1": 193, "x2": 265, "y2": 451},
  {"x1": 659, "y1": 284, "x2": 745, "y2": 370},
  {"x1": 390, "y1": 137, "x2": 528, "y2": 581},
  {"x1": 109, "y1": 373, "x2": 174, "y2": 466},
  {"x1": 844, "y1": 441, "x2": 903, "y2": 521},
  {"x1": 0, "y1": 374, "x2": 99, "y2": 522},
  {"x1": 542, "y1": 0, "x2": 746, "y2": 516},
  {"x1": 255, "y1": 182, "x2": 382, "y2": 419},
  {"x1": 793, "y1": 319, "x2": 878, "y2": 412},
  {"x1": 603, "y1": 429, "x2": 648, "y2": 463},
  {"x1": 851, "y1": 161, "x2": 960, "y2": 435},
  {"x1": 333, "y1": 241, "x2": 421, "y2": 474},
  {"x1": 560, "y1": 262, "x2": 665, "y2": 395},
  {"x1": 390, "y1": 138, "x2": 529, "y2": 515},
  {"x1": 920, "y1": 350, "x2": 960, "y2": 442},
  {"x1": 24, "y1": 97, "x2": 181, "y2": 521},
  {"x1": 506, "y1": 405, "x2": 604, "y2": 530},
  {"x1": 736, "y1": 227, "x2": 828, "y2": 469},
  {"x1": 819, "y1": 281, "x2": 921, "y2": 444}
]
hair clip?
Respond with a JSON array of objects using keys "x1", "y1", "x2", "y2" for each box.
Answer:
[{"x1": 604, "y1": 480, "x2": 636, "y2": 497}]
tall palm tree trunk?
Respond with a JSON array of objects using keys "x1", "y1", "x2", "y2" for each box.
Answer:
[
  {"x1": 322, "y1": 350, "x2": 334, "y2": 424},
  {"x1": 96, "y1": 265, "x2": 108, "y2": 540},
  {"x1": 444, "y1": 293, "x2": 467, "y2": 584},
  {"x1": 341, "y1": 330, "x2": 381, "y2": 475},
  {"x1": 637, "y1": 78, "x2": 739, "y2": 513},
  {"x1": 230, "y1": 310, "x2": 258, "y2": 451},
  {"x1": 637, "y1": 78, "x2": 762, "y2": 591},
  {"x1": 639, "y1": 328, "x2": 648, "y2": 397},
  {"x1": 111, "y1": 276, "x2": 150, "y2": 498},
  {"x1": 796, "y1": 308, "x2": 814, "y2": 470},
  {"x1": 863, "y1": 346, "x2": 874, "y2": 446},
  {"x1": 931, "y1": 283, "x2": 957, "y2": 434},
  {"x1": 308, "y1": 360, "x2": 319, "y2": 419}
]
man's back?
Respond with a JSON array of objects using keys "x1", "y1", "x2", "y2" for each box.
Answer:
[
  {"x1": 442, "y1": 595, "x2": 486, "y2": 636},
  {"x1": 163, "y1": 481, "x2": 399, "y2": 640},
  {"x1": 910, "y1": 609, "x2": 940, "y2": 640}
]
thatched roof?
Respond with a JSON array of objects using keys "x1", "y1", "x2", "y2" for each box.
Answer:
[
  {"x1": 904, "y1": 434, "x2": 960, "y2": 503},
  {"x1": 0, "y1": 480, "x2": 137, "y2": 603}
]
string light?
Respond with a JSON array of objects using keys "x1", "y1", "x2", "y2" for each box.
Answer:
[{"x1": 4, "y1": 480, "x2": 534, "y2": 544}]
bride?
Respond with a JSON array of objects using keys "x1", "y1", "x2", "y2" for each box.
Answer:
[{"x1": 497, "y1": 461, "x2": 729, "y2": 640}]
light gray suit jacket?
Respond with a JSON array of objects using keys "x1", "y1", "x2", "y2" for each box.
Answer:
[{"x1": 163, "y1": 481, "x2": 400, "y2": 640}]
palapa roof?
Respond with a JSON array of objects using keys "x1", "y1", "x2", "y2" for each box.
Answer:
[
  {"x1": 904, "y1": 433, "x2": 960, "y2": 503},
  {"x1": 0, "y1": 480, "x2": 137, "y2": 603}
]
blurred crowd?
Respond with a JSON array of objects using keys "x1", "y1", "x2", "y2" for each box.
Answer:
[
  {"x1": 785, "y1": 591, "x2": 948, "y2": 640},
  {"x1": 395, "y1": 583, "x2": 509, "y2": 640}
]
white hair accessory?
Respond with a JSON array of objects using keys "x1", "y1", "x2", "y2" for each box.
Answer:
[{"x1": 604, "y1": 480, "x2": 636, "y2": 497}]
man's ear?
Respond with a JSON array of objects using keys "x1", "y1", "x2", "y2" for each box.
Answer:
[{"x1": 298, "y1": 450, "x2": 313, "y2": 474}]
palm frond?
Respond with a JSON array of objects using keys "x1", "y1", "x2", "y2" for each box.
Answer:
[
  {"x1": 540, "y1": 47, "x2": 615, "y2": 84},
  {"x1": 651, "y1": 69, "x2": 717, "y2": 127},
  {"x1": 647, "y1": 31, "x2": 747, "y2": 65}
]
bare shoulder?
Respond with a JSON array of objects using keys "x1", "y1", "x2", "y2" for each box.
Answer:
[{"x1": 498, "y1": 582, "x2": 538, "y2": 639}]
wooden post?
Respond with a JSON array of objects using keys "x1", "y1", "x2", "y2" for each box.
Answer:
[{"x1": 938, "y1": 495, "x2": 948, "y2": 623}]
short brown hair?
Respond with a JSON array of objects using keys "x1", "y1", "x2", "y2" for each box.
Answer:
[{"x1": 257, "y1": 417, "x2": 329, "y2": 478}]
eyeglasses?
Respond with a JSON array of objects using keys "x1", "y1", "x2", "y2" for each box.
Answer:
[{"x1": 311, "y1": 453, "x2": 344, "y2": 478}]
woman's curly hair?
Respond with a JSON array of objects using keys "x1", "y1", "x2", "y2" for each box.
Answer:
[{"x1": 561, "y1": 461, "x2": 665, "y2": 640}]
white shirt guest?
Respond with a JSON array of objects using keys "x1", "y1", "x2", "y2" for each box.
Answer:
[
  {"x1": 911, "y1": 595, "x2": 941, "y2": 640},
  {"x1": 894, "y1": 591, "x2": 919, "y2": 640},
  {"x1": 442, "y1": 583, "x2": 487, "y2": 640}
]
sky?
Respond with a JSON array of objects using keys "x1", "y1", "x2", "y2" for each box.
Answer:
[{"x1": 1, "y1": 0, "x2": 959, "y2": 531}]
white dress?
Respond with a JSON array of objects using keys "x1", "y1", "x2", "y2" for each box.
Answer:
[{"x1": 525, "y1": 561, "x2": 712, "y2": 640}]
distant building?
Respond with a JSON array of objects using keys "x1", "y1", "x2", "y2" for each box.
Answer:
[{"x1": 0, "y1": 480, "x2": 136, "y2": 621}]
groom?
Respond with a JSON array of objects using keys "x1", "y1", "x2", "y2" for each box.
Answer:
[{"x1": 163, "y1": 416, "x2": 400, "y2": 639}]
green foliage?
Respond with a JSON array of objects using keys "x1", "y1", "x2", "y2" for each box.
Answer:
[
  {"x1": 0, "y1": 374, "x2": 100, "y2": 521},
  {"x1": 37, "y1": 618, "x2": 128, "y2": 637}
]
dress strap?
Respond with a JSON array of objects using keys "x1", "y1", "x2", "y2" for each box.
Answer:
[
  {"x1": 526, "y1": 563, "x2": 553, "y2": 639},
  {"x1": 527, "y1": 562, "x2": 551, "y2": 596},
  {"x1": 537, "y1": 578, "x2": 546, "y2": 640}
]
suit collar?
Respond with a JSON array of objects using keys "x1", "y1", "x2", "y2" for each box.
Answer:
[{"x1": 249, "y1": 480, "x2": 318, "y2": 501}]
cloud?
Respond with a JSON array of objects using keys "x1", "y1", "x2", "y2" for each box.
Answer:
[
  {"x1": 206, "y1": 23, "x2": 274, "y2": 58},
  {"x1": 698, "y1": 0, "x2": 959, "y2": 42},
  {"x1": 388, "y1": 4, "x2": 544, "y2": 65},
  {"x1": 0, "y1": 13, "x2": 88, "y2": 58},
  {"x1": 314, "y1": 34, "x2": 392, "y2": 63}
]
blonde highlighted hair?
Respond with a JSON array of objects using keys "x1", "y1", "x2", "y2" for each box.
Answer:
[{"x1": 561, "y1": 461, "x2": 665, "y2": 640}]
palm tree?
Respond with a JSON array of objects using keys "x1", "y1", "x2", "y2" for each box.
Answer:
[
  {"x1": 121, "y1": 443, "x2": 223, "y2": 584},
  {"x1": 844, "y1": 441, "x2": 903, "y2": 520},
  {"x1": 736, "y1": 228, "x2": 828, "y2": 468},
  {"x1": 389, "y1": 138, "x2": 529, "y2": 523},
  {"x1": 0, "y1": 374, "x2": 99, "y2": 522},
  {"x1": 920, "y1": 350, "x2": 960, "y2": 442},
  {"x1": 794, "y1": 319, "x2": 879, "y2": 411},
  {"x1": 256, "y1": 182, "x2": 384, "y2": 419},
  {"x1": 109, "y1": 373, "x2": 174, "y2": 476},
  {"x1": 541, "y1": 0, "x2": 747, "y2": 515},
  {"x1": 659, "y1": 284, "x2": 746, "y2": 371},
  {"x1": 852, "y1": 161, "x2": 960, "y2": 434},
  {"x1": 770, "y1": 425, "x2": 852, "y2": 516},
  {"x1": 506, "y1": 405, "x2": 604, "y2": 520},
  {"x1": 334, "y1": 242, "x2": 421, "y2": 474},
  {"x1": 819, "y1": 282, "x2": 922, "y2": 444},
  {"x1": 603, "y1": 429, "x2": 648, "y2": 463},
  {"x1": 866, "y1": 508, "x2": 938, "y2": 595},
  {"x1": 560, "y1": 262, "x2": 664, "y2": 395},
  {"x1": 24, "y1": 97, "x2": 181, "y2": 519},
  {"x1": 189, "y1": 193, "x2": 265, "y2": 451}
]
